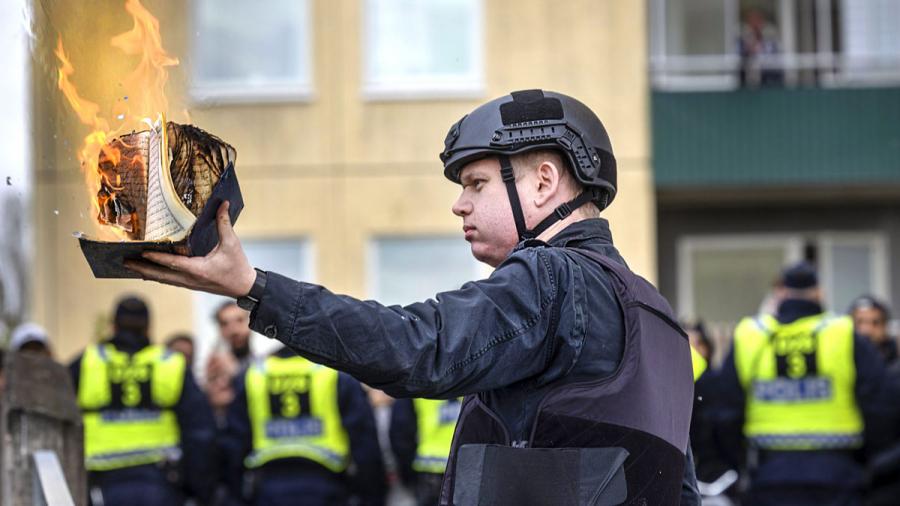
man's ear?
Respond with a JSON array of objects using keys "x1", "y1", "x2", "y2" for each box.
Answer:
[{"x1": 533, "y1": 160, "x2": 562, "y2": 208}]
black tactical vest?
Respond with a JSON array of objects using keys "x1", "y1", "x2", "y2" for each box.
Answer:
[{"x1": 440, "y1": 250, "x2": 694, "y2": 505}]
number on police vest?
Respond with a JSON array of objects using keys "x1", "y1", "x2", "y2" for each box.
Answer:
[
  {"x1": 267, "y1": 374, "x2": 312, "y2": 418},
  {"x1": 107, "y1": 362, "x2": 153, "y2": 409},
  {"x1": 773, "y1": 331, "x2": 818, "y2": 378}
]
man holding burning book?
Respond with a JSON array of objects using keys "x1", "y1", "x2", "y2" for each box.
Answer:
[{"x1": 128, "y1": 90, "x2": 700, "y2": 505}]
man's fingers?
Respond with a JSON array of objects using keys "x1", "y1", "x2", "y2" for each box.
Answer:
[
  {"x1": 125, "y1": 259, "x2": 193, "y2": 288},
  {"x1": 216, "y1": 201, "x2": 237, "y2": 248},
  {"x1": 142, "y1": 251, "x2": 196, "y2": 273}
]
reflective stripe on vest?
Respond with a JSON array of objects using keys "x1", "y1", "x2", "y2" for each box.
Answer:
[
  {"x1": 244, "y1": 355, "x2": 350, "y2": 472},
  {"x1": 78, "y1": 344, "x2": 185, "y2": 471},
  {"x1": 734, "y1": 313, "x2": 863, "y2": 450},
  {"x1": 691, "y1": 346, "x2": 707, "y2": 381},
  {"x1": 413, "y1": 398, "x2": 462, "y2": 474}
]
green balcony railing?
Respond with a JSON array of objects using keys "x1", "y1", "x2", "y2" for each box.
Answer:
[{"x1": 652, "y1": 88, "x2": 900, "y2": 188}]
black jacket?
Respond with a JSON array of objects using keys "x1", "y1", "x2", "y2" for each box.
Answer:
[{"x1": 249, "y1": 218, "x2": 700, "y2": 504}]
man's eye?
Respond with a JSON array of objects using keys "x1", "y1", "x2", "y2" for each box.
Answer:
[{"x1": 474, "y1": 180, "x2": 486, "y2": 190}]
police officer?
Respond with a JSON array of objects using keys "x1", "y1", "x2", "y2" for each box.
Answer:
[
  {"x1": 220, "y1": 346, "x2": 386, "y2": 505},
  {"x1": 128, "y1": 89, "x2": 699, "y2": 505},
  {"x1": 716, "y1": 262, "x2": 898, "y2": 505},
  {"x1": 69, "y1": 296, "x2": 217, "y2": 505},
  {"x1": 390, "y1": 397, "x2": 462, "y2": 505},
  {"x1": 848, "y1": 295, "x2": 898, "y2": 367}
]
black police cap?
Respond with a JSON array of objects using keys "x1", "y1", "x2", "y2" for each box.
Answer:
[{"x1": 781, "y1": 261, "x2": 818, "y2": 290}]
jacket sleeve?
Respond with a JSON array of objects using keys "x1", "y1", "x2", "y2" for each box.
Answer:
[
  {"x1": 250, "y1": 248, "x2": 563, "y2": 399},
  {"x1": 337, "y1": 373, "x2": 387, "y2": 506},
  {"x1": 175, "y1": 369, "x2": 219, "y2": 505},
  {"x1": 388, "y1": 398, "x2": 418, "y2": 486}
]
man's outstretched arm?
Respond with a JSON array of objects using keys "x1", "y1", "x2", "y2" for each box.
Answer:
[{"x1": 126, "y1": 202, "x2": 570, "y2": 399}]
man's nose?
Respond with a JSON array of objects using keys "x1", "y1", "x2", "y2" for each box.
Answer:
[{"x1": 452, "y1": 193, "x2": 471, "y2": 217}]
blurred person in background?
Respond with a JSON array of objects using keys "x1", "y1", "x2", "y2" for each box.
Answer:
[
  {"x1": 215, "y1": 301, "x2": 253, "y2": 369},
  {"x1": 0, "y1": 349, "x2": 5, "y2": 395},
  {"x1": 366, "y1": 388, "x2": 415, "y2": 505},
  {"x1": 847, "y1": 298, "x2": 900, "y2": 504},
  {"x1": 685, "y1": 321, "x2": 732, "y2": 489},
  {"x1": 206, "y1": 302, "x2": 254, "y2": 425},
  {"x1": 10, "y1": 322, "x2": 54, "y2": 359},
  {"x1": 69, "y1": 296, "x2": 218, "y2": 506},
  {"x1": 716, "y1": 262, "x2": 898, "y2": 506},
  {"x1": 738, "y1": 7, "x2": 784, "y2": 88},
  {"x1": 166, "y1": 332, "x2": 196, "y2": 369},
  {"x1": 206, "y1": 348, "x2": 238, "y2": 425},
  {"x1": 390, "y1": 397, "x2": 462, "y2": 506},
  {"x1": 848, "y1": 295, "x2": 897, "y2": 367},
  {"x1": 687, "y1": 320, "x2": 714, "y2": 370},
  {"x1": 220, "y1": 346, "x2": 386, "y2": 506}
]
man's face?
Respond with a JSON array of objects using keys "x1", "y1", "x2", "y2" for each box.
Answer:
[
  {"x1": 853, "y1": 306, "x2": 888, "y2": 344},
  {"x1": 217, "y1": 304, "x2": 251, "y2": 351},
  {"x1": 451, "y1": 158, "x2": 520, "y2": 267},
  {"x1": 168, "y1": 340, "x2": 194, "y2": 366}
]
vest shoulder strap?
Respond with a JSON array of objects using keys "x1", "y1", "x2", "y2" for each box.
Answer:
[{"x1": 565, "y1": 247, "x2": 686, "y2": 340}]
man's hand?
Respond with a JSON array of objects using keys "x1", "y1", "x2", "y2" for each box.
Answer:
[{"x1": 124, "y1": 201, "x2": 257, "y2": 298}]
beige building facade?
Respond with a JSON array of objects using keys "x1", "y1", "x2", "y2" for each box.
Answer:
[{"x1": 30, "y1": 0, "x2": 655, "y2": 364}]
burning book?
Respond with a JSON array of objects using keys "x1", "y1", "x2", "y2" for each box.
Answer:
[{"x1": 78, "y1": 115, "x2": 243, "y2": 278}]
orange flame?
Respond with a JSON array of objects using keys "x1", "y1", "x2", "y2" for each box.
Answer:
[{"x1": 55, "y1": 0, "x2": 178, "y2": 239}]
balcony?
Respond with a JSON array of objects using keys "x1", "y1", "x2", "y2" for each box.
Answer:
[{"x1": 652, "y1": 87, "x2": 900, "y2": 191}]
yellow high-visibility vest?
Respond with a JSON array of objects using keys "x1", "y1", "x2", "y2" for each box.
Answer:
[
  {"x1": 244, "y1": 355, "x2": 350, "y2": 472},
  {"x1": 691, "y1": 346, "x2": 707, "y2": 381},
  {"x1": 78, "y1": 343, "x2": 185, "y2": 471},
  {"x1": 734, "y1": 313, "x2": 863, "y2": 450},
  {"x1": 412, "y1": 398, "x2": 462, "y2": 474}
]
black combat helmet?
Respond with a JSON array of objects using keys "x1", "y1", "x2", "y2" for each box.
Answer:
[{"x1": 440, "y1": 89, "x2": 617, "y2": 240}]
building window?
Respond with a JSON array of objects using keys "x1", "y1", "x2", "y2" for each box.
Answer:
[
  {"x1": 369, "y1": 237, "x2": 484, "y2": 305},
  {"x1": 192, "y1": 239, "x2": 313, "y2": 377},
  {"x1": 191, "y1": 0, "x2": 312, "y2": 103},
  {"x1": 818, "y1": 232, "x2": 889, "y2": 314},
  {"x1": 363, "y1": 0, "x2": 483, "y2": 100},
  {"x1": 650, "y1": 0, "x2": 900, "y2": 90},
  {"x1": 677, "y1": 231, "x2": 889, "y2": 327},
  {"x1": 677, "y1": 234, "x2": 803, "y2": 326}
]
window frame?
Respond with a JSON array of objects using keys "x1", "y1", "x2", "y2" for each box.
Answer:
[
  {"x1": 676, "y1": 233, "x2": 805, "y2": 321},
  {"x1": 188, "y1": 0, "x2": 315, "y2": 105},
  {"x1": 366, "y1": 235, "x2": 486, "y2": 304},
  {"x1": 649, "y1": 0, "x2": 900, "y2": 91},
  {"x1": 360, "y1": 0, "x2": 485, "y2": 101},
  {"x1": 817, "y1": 231, "x2": 889, "y2": 311},
  {"x1": 676, "y1": 231, "x2": 891, "y2": 325}
]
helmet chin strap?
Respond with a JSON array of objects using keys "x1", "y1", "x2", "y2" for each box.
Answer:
[{"x1": 498, "y1": 155, "x2": 597, "y2": 242}]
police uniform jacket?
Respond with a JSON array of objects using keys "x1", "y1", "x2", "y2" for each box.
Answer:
[
  {"x1": 248, "y1": 218, "x2": 700, "y2": 503},
  {"x1": 716, "y1": 298, "x2": 900, "y2": 491},
  {"x1": 69, "y1": 331, "x2": 218, "y2": 504},
  {"x1": 220, "y1": 346, "x2": 386, "y2": 506}
]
